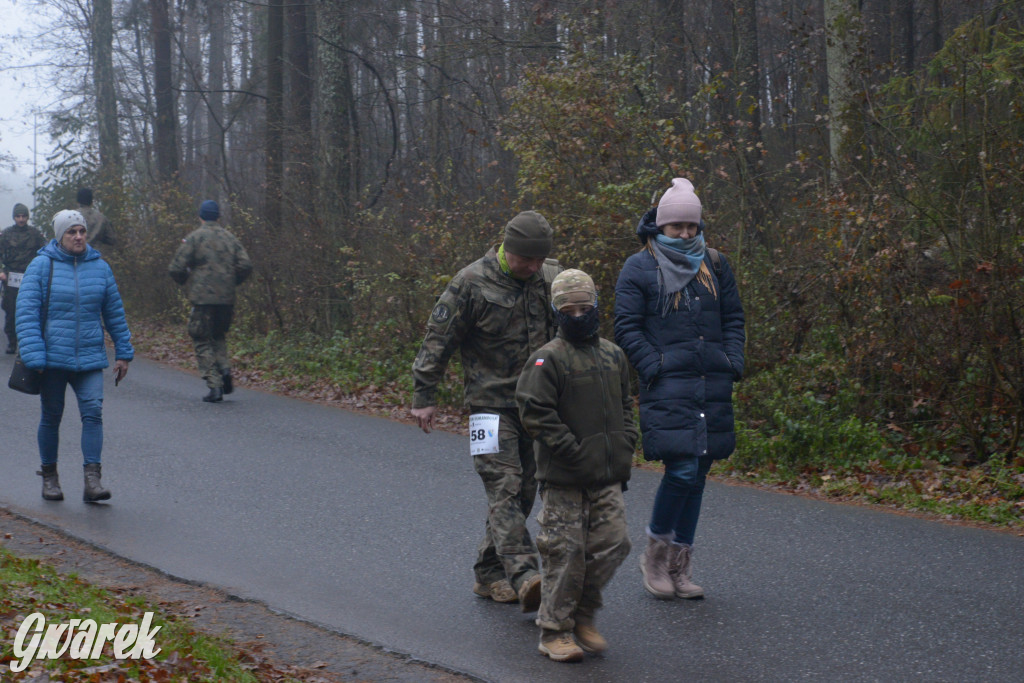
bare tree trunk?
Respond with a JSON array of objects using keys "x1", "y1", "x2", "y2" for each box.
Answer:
[
  {"x1": 729, "y1": 0, "x2": 766, "y2": 250},
  {"x1": 892, "y1": 0, "x2": 916, "y2": 73},
  {"x1": 401, "y1": 3, "x2": 420, "y2": 164},
  {"x1": 314, "y1": 0, "x2": 353, "y2": 223},
  {"x1": 182, "y1": 9, "x2": 201, "y2": 190},
  {"x1": 824, "y1": 0, "x2": 863, "y2": 184},
  {"x1": 92, "y1": 0, "x2": 121, "y2": 181},
  {"x1": 286, "y1": 0, "x2": 314, "y2": 205},
  {"x1": 266, "y1": 0, "x2": 285, "y2": 230},
  {"x1": 653, "y1": 0, "x2": 688, "y2": 108},
  {"x1": 930, "y1": 0, "x2": 942, "y2": 54},
  {"x1": 150, "y1": 0, "x2": 179, "y2": 180},
  {"x1": 207, "y1": 0, "x2": 226, "y2": 196}
]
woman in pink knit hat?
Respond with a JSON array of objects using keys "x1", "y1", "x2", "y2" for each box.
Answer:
[{"x1": 613, "y1": 178, "x2": 746, "y2": 601}]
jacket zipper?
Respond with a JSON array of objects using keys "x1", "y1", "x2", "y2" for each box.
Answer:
[
  {"x1": 590, "y1": 343, "x2": 613, "y2": 483},
  {"x1": 74, "y1": 258, "x2": 81, "y2": 371}
]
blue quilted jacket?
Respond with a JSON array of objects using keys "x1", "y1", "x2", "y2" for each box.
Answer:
[
  {"x1": 614, "y1": 211, "x2": 745, "y2": 462},
  {"x1": 15, "y1": 241, "x2": 133, "y2": 371}
]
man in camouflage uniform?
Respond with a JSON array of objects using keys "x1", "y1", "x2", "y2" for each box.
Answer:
[
  {"x1": 0, "y1": 203, "x2": 47, "y2": 353},
  {"x1": 77, "y1": 188, "x2": 116, "y2": 248},
  {"x1": 411, "y1": 210, "x2": 559, "y2": 613},
  {"x1": 168, "y1": 200, "x2": 252, "y2": 403},
  {"x1": 515, "y1": 269, "x2": 637, "y2": 662}
]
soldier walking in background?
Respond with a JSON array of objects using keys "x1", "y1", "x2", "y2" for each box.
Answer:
[
  {"x1": 168, "y1": 200, "x2": 253, "y2": 403},
  {"x1": 516, "y1": 269, "x2": 637, "y2": 662},
  {"x1": 411, "y1": 211, "x2": 560, "y2": 613},
  {"x1": 1, "y1": 203, "x2": 47, "y2": 353},
  {"x1": 76, "y1": 188, "x2": 116, "y2": 248}
]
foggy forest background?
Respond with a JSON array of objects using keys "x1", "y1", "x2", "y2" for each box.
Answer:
[{"x1": 9, "y1": 0, "x2": 1024, "y2": 483}]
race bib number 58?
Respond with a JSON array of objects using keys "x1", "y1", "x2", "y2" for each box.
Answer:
[{"x1": 469, "y1": 413, "x2": 500, "y2": 455}]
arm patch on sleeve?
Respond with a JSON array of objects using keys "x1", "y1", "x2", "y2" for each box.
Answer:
[{"x1": 431, "y1": 302, "x2": 452, "y2": 324}]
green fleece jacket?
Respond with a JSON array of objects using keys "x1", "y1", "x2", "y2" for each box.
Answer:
[{"x1": 516, "y1": 332, "x2": 639, "y2": 488}]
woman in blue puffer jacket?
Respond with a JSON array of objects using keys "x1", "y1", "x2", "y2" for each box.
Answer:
[
  {"x1": 614, "y1": 178, "x2": 745, "y2": 601},
  {"x1": 16, "y1": 209, "x2": 133, "y2": 503}
]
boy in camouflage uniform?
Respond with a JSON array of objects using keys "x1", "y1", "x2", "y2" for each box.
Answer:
[
  {"x1": 411, "y1": 211, "x2": 559, "y2": 611},
  {"x1": 515, "y1": 269, "x2": 637, "y2": 662},
  {"x1": 168, "y1": 200, "x2": 252, "y2": 402},
  {"x1": 0, "y1": 203, "x2": 47, "y2": 353}
]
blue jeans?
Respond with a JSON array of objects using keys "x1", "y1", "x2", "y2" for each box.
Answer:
[
  {"x1": 38, "y1": 369, "x2": 104, "y2": 466},
  {"x1": 649, "y1": 457, "x2": 713, "y2": 546}
]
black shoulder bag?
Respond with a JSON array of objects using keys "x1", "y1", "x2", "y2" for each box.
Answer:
[{"x1": 8, "y1": 260, "x2": 54, "y2": 395}]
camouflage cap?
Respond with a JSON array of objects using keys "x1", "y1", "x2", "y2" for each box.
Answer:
[
  {"x1": 551, "y1": 268, "x2": 597, "y2": 310},
  {"x1": 503, "y1": 210, "x2": 553, "y2": 259}
]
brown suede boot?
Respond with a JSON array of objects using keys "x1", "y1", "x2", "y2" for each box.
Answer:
[
  {"x1": 538, "y1": 629, "x2": 583, "y2": 663},
  {"x1": 573, "y1": 616, "x2": 608, "y2": 654},
  {"x1": 37, "y1": 465, "x2": 63, "y2": 501},
  {"x1": 83, "y1": 463, "x2": 111, "y2": 502},
  {"x1": 518, "y1": 573, "x2": 542, "y2": 613},
  {"x1": 473, "y1": 579, "x2": 518, "y2": 603},
  {"x1": 669, "y1": 543, "x2": 704, "y2": 599},
  {"x1": 640, "y1": 537, "x2": 675, "y2": 599}
]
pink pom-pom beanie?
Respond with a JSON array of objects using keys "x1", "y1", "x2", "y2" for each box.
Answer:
[{"x1": 655, "y1": 177, "x2": 702, "y2": 227}]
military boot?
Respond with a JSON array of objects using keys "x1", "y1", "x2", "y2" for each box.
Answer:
[
  {"x1": 669, "y1": 543, "x2": 704, "y2": 599},
  {"x1": 222, "y1": 371, "x2": 233, "y2": 395},
  {"x1": 37, "y1": 464, "x2": 64, "y2": 501},
  {"x1": 538, "y1": 630, "x2": 583, "y2": 663},
  {"x1": 640, "y1": 536, "x2": 676, "y2": 599},
  {"x1": 573, "y1": 616, "x2": 608, "y2": 654},
  {"x1": 83, "y1": 464, "x2": 111, "y2": 502},
  {"x1": 203, "y1": 387, "x2": 223, "y2": 402},
  {"x1": 473, "y1": 579, "x2": 518, "y2": 603},
  {"x1": 518, "y1": 573, "x2": 542, "y2": 613}
]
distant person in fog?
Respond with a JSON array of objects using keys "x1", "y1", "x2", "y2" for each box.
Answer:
[
  {"x1": 1, "y1": 203, "x2": 47, "y2": 353},
  {"x1": 168, "y1": 200, "x2": 252, "y2": 403}
]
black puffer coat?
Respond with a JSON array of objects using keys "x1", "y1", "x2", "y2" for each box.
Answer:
[{"x1": 613, "y1": 209, "x2": 745, "y2": 462}]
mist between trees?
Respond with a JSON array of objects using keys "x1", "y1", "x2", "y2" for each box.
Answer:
[{"x1": 21, "y1": 0, "x2": 1024, "y2": 467}]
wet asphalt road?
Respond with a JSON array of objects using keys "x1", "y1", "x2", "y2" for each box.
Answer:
[{"x1": 0, "y1": 354, "x2": 1021, "y2": 682}]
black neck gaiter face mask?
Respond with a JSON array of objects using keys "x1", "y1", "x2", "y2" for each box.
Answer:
[{"x1": 556, "y1": 305, "x2": 600, "y2": 342}]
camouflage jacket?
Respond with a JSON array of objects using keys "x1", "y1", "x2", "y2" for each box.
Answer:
[
  {"x1": 0, "y1": 224, "x2": 47, "y2": 275},
  {"x1": 515, "y1": 333, "x2": 638, "y2": 488},
  {"x1": 168, "y1": 222, "x2": 253, "y2": 305},
  {"x1": 412, "y1": 246, "x2": 558, "y2": 409},
  {"x1": 80, "y1": 206, "x2": 115, "y2": 247}
]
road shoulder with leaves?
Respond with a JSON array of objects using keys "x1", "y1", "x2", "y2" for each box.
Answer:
[{"x1": 0, "y1": 509, "x2": 473, "y2": 682}]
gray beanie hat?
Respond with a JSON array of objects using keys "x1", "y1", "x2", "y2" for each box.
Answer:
[
  {"x1": 53, "y1": 209, "x2": 86, "y2": 243},
  {"x1": 503, "y1": 211, "x2": 553, "y2": 259},
  {"x1": 12, "y1": 203, "x2": 29, "y2": 219}
]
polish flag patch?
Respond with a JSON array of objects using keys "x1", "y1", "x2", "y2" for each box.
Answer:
[{"x1": 535, "y1": 358, "x2": 545, "y2": 366}]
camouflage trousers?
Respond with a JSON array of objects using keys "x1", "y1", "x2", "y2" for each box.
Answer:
[
  {"x1": 535, "y1": 483, "x2": 631, "y2": 632},
  {"x1": 188, "y1": 304, "x2": 234, "y2": 389},
  {"x1": 471, "y1": 406, "x2": 540, "y2": 592}
]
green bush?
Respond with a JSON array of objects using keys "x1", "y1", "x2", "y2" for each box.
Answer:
[{"x1": 733, "y1": 352, "x2": 892, "y2": 471}]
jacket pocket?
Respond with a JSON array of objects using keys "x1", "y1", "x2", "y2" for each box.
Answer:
[{"x1": 477, "y1": 290, "x2": 515, "y2": 337}]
